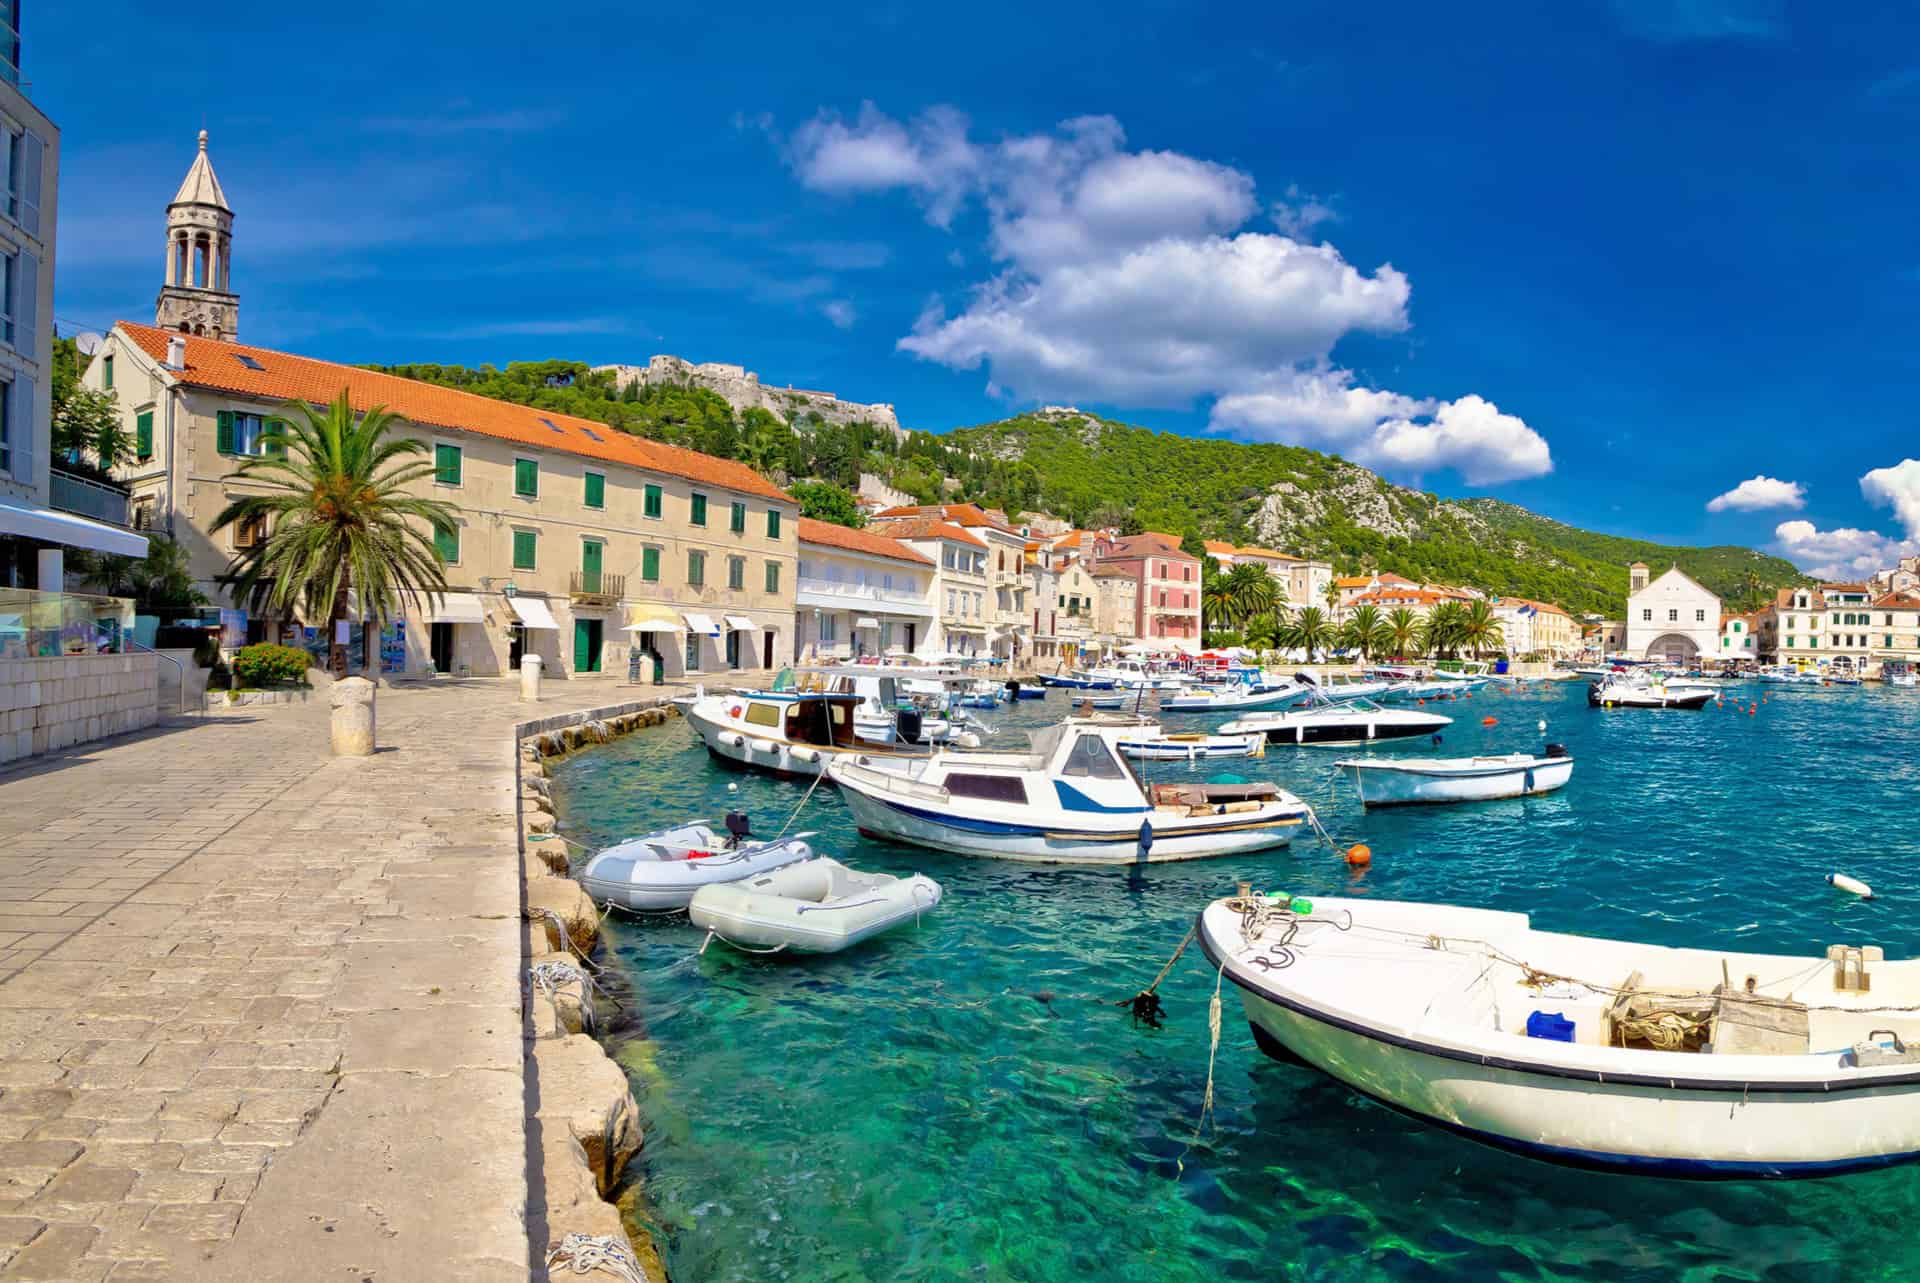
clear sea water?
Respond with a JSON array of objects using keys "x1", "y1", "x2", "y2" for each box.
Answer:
[{"x1": 547, "y1": 681, "x2": 1920, "y2": 1283}]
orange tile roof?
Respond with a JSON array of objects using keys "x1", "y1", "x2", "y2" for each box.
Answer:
[
  {"x1": 873, "y1": 502, "x2": 1015, "y2": 532},
  {"x1": 1108, "y1": 532, "x2": 1195, "y2": 559},
  {"x1": 867, "y1": 517, "x2": 987, "y2": 548},
  {"x1": 116, "y1": 321, "x2": 791, "y2": 503},
  {"x1": 1335, "y1": 576, "x2": 1373, "y2": 588},
  {"x1": 797, "y1": 517, "x2": 932, "y2": 566},
  {"x1": 1872, "y1": 591, "x2": 1920, "y2": 609},
  {"x1": 1819, "y1": 582, "x2": 1872, "y2": 593},
  {"x1": 1235, "y1": 545, "x2": 1303, "y2": 562},
  {"x1": 1201, "y1": 539, "x2": 1238, "y2": 555}
]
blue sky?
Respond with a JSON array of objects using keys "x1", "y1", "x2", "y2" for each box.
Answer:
[{"x1": 34, "y1": 0, "x2": 1920, "y2": 576}]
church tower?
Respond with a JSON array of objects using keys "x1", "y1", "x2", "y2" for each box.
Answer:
[{"x1": 154, "y1": 129, "x2": 238, "y2": 340}]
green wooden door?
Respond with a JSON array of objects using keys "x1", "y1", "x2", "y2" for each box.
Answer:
[{"x1": 580, "y1": 540, "x2": 603, "y2": 593}]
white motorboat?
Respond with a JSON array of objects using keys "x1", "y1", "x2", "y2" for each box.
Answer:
[
  {"x1": 1887, "y1": 666, "x2": 1918, "y2": 688},
  {"x1": 1219, "y1": 693, "x2": 1451, "y2": 746},
  {"x1": 576, "y1": 819, "x2": 816, "y2": 911},
  {"x1": 1114, "y1": 726, "x2": 1266, "y2": 761},
  {"x1": 1081, "y1": 660, "x2": 1193, "y2": 690},
  {"x1": 827, "y1": 722, "x2": 1307, "y2": 865},
  {"x1": 1588, "y1": 675, "x2": 1714, "y2": 709},
  {"x1": 685, "y1": 690, "x2": 930, "y2": 779},
  {"x1": 1197, "y1": 892, "x2": 1920, "y2": 1177},
  {"x1": 689, "y1": 857, "x2": 940, "y2": 954},
  {"x1": 1157, "y1": 680, "x2": 1305, "y2": 712},
  {"x1": 1757, "y1": 666, "x2": 1823, "y2": 686},
  {"x1": 1339, "y1": 748, "x2": 1573, "y2": 806}
]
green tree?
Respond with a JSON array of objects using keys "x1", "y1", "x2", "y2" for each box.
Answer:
[
  {"x1": 788, "y1": 480, "x2": 866, "y2": 528},
  {"x1": 1277, "y1": 605, "x2": 1335, "y2": 661},
  {"x1": 1385, "y1": 607, "x2": 1421, "y2": 658},
  {"x1": 210, "y1": 391, "x2": 458, "y2": 676},
  {"x1": 1460, "y1": 598, "x2": 1506, "y2": 658},
  {"x1": 1340, "y1": 603, "x2": 1391, "y2": 662},
  {"x1": 72, "y1": 535, "x2": 207, "y2": 610},
  {"x1": 1206, "y1": 562, "x2": 1277, "y2": 631},
  {"x1": 1418, "y1": 601, "x2": 1468, "y2": 660}
]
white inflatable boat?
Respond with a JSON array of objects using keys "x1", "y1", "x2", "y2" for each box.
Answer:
[
  {"x1": 577, "y1": 821, "x2": 816, "y2": 912},
  {"x1": 688, "y1": 858, "x2": 941, "y2": 954}
]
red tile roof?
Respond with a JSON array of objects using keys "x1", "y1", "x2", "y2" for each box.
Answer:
[
  {"x1": 116, "y1": 321, "x2": 792, "y2": 503},
  {"x1": 1872, "y1": 591, "x2": 1920, "y2": 609},
  {"x1": 1107, "y1": 532, "x2": 1196, "y2": 560},
  {"x1": 873, "y1": 502, "x2": 1015, "y2": 532},
  {"x1": 797, "y1": 517, "x2": 932, "y2": 565},
  {"x1": 867, "y1": 517, "x2": 987, "y2": 548}
]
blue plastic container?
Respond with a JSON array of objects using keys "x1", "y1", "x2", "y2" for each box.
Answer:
[{"x1": 1525, "y1": 1010, "x2": 1575, "y2": 1042}]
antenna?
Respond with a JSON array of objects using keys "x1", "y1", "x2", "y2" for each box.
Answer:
[{"x1": 75, "y1": 332, "x2": 104, "y2": 356}]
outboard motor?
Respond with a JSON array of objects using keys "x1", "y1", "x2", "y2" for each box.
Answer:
[
  {"x1": 723, "y1": 810, "x2": 752, "y2": 848},
  {"x1": 1543, "y1": 743, "x2": 1570, "y2": 759},
  {"x1": 897, "y1": 707, "x2": 925, "y2": 744}
]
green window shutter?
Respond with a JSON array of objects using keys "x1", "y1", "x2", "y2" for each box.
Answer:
[
  {"x1": 135, "y1": 411, "x2": 153, "y2": 461},
  {"x1": 435, "y1": 443, "x2": 462, "y2": 485},
  {"x1": 102, "y1": 355, "x2": 114, "y2": 390},
  {"x1": 690, "y1": 493, "x2": 706, "y2": 525},
  {"x1": 766, "y1": 509, "x2": 780, "y2": 540},
  {"x1": 585, "y1": 472, "x2": 605, "y2": 509},
  {"x1": 728, "y1": 557, "x2": 744, "y2": 590},
  {"x1": 644, "y1": 484, "x2": 663, "y2": 519},
  {"x1": 765, "y1": 561, "x2": 780, "y2": 594},
  {"x1": 515, "y1": 458, "x2": 538, "y2": 497},
  {"x1": 266, "y1": 418, "x2": 287, "y2": 458},
  {"x1": 641, "y1": 547, "x2": 660, "y2": 582},
  {"x1": 434, "y1": 524, "x2": 459, "y2": 563},
  {"x1": 730, "y1": 502, "x2": 746, "y2": 533},
  {"x1": 216, "y1": 409, "x2": 235, "y2": 454},
  {"x1": 688, "y1": 551, "x2": 704, "y2": 586},
  {"x1": 513, "y1": 530, "x2": 536, "y2": 570},
  {"x1": 582, "y1": 540, "x2": 603, "y2": 577}
]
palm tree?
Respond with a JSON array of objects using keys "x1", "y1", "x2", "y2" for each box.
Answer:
[
  {"x1": 1206, "y1": 562, "x2": 1277, "y2": 631},
  {"x1": 1386, "y1": 606, "x2": 1420, "y2": 659},
  {"x1": 1460, "y1": 599, "x2": 1505, "y2": 658},
  {"x1": 211, "y1": 391, "x2": 458, "y2": 675},
  {"x1": 1278, "y1": 605, "x2": 1336, "y2": 661},
  {"x1": 74, "y1": 535, "x2": 207, "y2": 610},
  {"x1": 1341, "y1": 604, "x2": 1391, "y2": 662},
  {"x1": 1418, "y1": 600, "x2": 1467, "y2": 660},
  {"x1": 1244, "y1": 612, "x2": 1280, "y2": 653},
  {"x1": 1741, "y1": 569, "x2": 1766, "y2": 613}
]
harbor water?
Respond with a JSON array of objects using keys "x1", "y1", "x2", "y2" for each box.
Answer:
[{"x1": 548, "y1": 680, "x2": 1920, "y2": 1282}]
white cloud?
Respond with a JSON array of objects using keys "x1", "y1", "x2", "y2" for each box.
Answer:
[
  {"x1": 780, "y1": 104, "x2": 1550, "y2": 485},
  {"x1": 821, "y1": 299, "x2": 856, "y2": 330},
  {"x1": 1706, "y1": 475, "x2": 1806, "y2": 512},
  {"x1": 1861, "y1": 458, "x2": 1920, "y2": 537},
  {"x1": 1772, "y1": 519, "x2": 1917, "y2": 580}
]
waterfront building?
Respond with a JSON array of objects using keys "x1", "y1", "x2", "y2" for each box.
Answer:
[
  {"x1": 1201, "y1": 540, "x2": 1333, "y2": 609},
  {"x1": 1719, "y1": 611, "x2": 1759, "y2": 663},
  {"x1": 794, "y1": 517, "x2": 933, "y2": 660},
  {"x1": 863, "y1": 518, "x2": 989, "y2": 656},
  {"x1": 1027, "y1": 546, "x2": 1100, "y2": 662},
  {"x1": 1096, "y1": 531, "x2": 1201, "y2": 652},
  {"x1": 1624, "y1": 562, "x2": 1721, "y2": 663},
  {"x1": 1756, "y1": 583, "x2": 1920, "y2": 675},
  {"x1": 1489, "y1": 597, "x2": 1577, "y2": 657},
  {"x1": 873, "y1": 503, "x2": 1029, "y2": 660},
  {"x1": 1090, "y1": 564, "x2": 1138, "y2": 646}
]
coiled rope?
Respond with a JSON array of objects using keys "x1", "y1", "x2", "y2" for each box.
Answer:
[{"x1": 545, "y1": 1232, "x2": 648, "y2": 1283}]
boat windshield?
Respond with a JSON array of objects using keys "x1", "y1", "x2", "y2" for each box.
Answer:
[{"x1": 1061, "y1": 733, "x2": 1127, "y2": 781}]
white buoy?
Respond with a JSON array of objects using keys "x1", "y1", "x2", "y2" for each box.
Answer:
[
  {"x1": 1828, "y1": 872, "x2": 1874, "y2": 900},
  {"x1": 727, "y1": 781, "x2": 739, "y2": 793},
  {"x1": 1537, "y1": 720, "x2": 1547, "y2": 732}
]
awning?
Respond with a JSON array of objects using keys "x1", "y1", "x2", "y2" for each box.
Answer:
[
  {"x1": 427, "y1": 594, "x2": 487, "y2": 624},
  {"x1": 854, "y1": 616, "x2": 881, "y2": 630},
  {"x1": 724, "y1": 615, "x2": 758, "y2": 632},
  {"x1": 624, "y1": 604, "x2": 686, "y2": 634},
  {"x1": 682, "y1": 612, "x2": 722, "y2": 638},
  {"x1": 0, "y1": 495, "x2": 148, "y2": 558},
  {"x1": 507, "y1": 596, "x2": 559, "y2": 630}
]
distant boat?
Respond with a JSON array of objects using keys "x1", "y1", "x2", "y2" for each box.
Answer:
[
  {"x1": 1339, "y1": 748, "x2": 1573, "y2": 807},
  {"x1": 1588, "y1": 676, "x2": 1714, "y2": 709},
  {"x1": 1220, "y1": 692, "x2": 1451, "y2": 745}
]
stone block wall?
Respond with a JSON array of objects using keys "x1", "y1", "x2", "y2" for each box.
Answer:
[{"x1": 0, "y1": 653, "x2": 161, "y2": 765}]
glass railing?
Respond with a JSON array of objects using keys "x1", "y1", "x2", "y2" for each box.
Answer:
[{"x1": 0, "y1": 588, "x2": 137, "y2": 659}]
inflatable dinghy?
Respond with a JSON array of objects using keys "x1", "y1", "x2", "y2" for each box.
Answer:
[
  {"x1": 689, "y1": 857, "x2": 941, "y2": 954},
  {"x1": 578, "y1": 819, "x2": 815, "y2": 911}
]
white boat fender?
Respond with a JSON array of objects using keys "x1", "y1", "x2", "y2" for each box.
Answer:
[
  {"x1": 1828, "y1": 873, "x2": 1875, "y2": 900},
  {"x1": 749, "y1": 738, "x2": 778, "y2": 755},
  {"x1": 790, "y1": 745, "x2": 821, "y2": 763},
  {"x1": 717, "y1": 731, "x2": 745, "y2": 747}
]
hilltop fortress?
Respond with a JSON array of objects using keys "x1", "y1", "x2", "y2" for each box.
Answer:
[{"x1": 595, "y1": 355, "x2": 904, "y2": 437}]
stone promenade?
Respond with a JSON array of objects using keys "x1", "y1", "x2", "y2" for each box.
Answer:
[{"x1": 0, "y1": 676, "x2": 695, "y2": 1282}]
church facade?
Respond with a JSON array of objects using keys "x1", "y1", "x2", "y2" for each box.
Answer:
[{"x1": 1624, "y1": 562, "x2": 1722, "y2": 663}]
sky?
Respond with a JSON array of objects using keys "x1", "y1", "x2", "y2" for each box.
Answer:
[{"x1": 31, "y1": 0, "x2": 1920, "y2": 578}]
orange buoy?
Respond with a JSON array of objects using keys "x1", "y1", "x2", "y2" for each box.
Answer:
[
  {"x1": 1345, "y1": 843, "x2": 1372, "y2": 867},
  {"x1": 1481, "y1": 716, "x2": 1498, "y2": 726},
  {"x1": 1749, "y1": 705, "x2": 1756, "y2": 716}
]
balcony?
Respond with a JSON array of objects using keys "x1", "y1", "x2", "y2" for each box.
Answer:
[
  {"x1": 568, "y1": 570, "x2": 624, "y2": 607},
  {"x1": 48, "y1": 468, "x2": 132, "y2": 528},
  {"x1": 794, "y1": 576, "x2": 934, "y2": 618}
]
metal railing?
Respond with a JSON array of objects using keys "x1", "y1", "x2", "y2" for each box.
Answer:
[
  {"x1": 127, "y1": 639, "x2": 198, "y2": 719},
  {"x1": 48, "y1": 468, "x2": 133, "y2": 527}
]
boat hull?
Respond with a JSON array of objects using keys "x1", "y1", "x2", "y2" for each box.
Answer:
[
  {"x1": 1346, "y1": 757, "x2": 1573, "y2": 806},
  {"x1": 1587, "y1": 686, "x2": 1715, "y2": 709},
  {"x1": 686, "y1": 703, "x2": 925, "y2": 780}
]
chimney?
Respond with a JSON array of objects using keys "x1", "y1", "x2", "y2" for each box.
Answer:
[{"x1": 166, "y1": 336, "x2": 186, "y2": 368}]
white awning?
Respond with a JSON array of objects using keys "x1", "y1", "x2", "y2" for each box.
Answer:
[
  {"x1": 507, "y1": 596, "x2": 559, "y2": 630},
  {"x1": 854, "y1": 616, "x2": 881, "y2": 630},
  {"x1": 624, "y1": 605, "x2": 686, "y2": 634},
  {"x1": 724, "y1": 615, "x2": 758, "y2": 632},
  {"x1": 0, "y1": 496, "x2": 148, "y2": 558},
  {"x1": 683, "y1": 612, "x2": 722, "y2": 637},
  {"x1": 427, "y1": 594, "x2": 487, "y2": 624}
]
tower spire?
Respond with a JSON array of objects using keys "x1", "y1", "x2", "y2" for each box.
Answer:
[{"x1": 155, "y1": 130, "x2": 238, "y2": 340}]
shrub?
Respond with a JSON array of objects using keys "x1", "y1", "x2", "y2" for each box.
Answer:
[{"x1": 231, "y1": 642, "x2": 311, "y2": 687}]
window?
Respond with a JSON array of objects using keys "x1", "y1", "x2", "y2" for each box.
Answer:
[
  {"x1": 131, "y1": 499, "x2": 154, "y2": 532},
  {"x1": 641, "y1": 547, "x2": 660, "y2": 582},
  {"x1": 584, "y1": 471, "x2": 605, "y2": 509},
  {"x1": 688, "y1": 550, "x2": 706, "y2": 586},
  {"x1": 1642, "y1": 609, "x2": 1652, "y2": 621},
  {"x1": 690, "y1": 492, "x2": 707, "y2": 525},
  {"x1": 1667, "y1": 609, "x2": 1678, "y2": 622},
  {"x1": 728, "y1": 556, "x2": 745, "y2": 590},
  {"x1": 434, "y1": 443, "x2": 462, "y2": 486},
  {"x1": 767, "y1": 510, "x2": 781, "y2": 540},
  {"x1": 434, "y1": 523, "x2": 459, "y2": 564},
  {"x1": 0, "y1": 250, "x2": 13, "y2": 347},
  {"x1": 1695, "y1": 609, "x2": 1706, "y2": 623},
  {"x1": 1787, "y1": 637, "x2": 1796, "y2": 647},
  {"x1": 1059, "y1": 595, "x2": 1066, "y2": 607},
  {"x1": 744, "y1": 703, "x2": 782, "y2": 728},
  {"x1": 819, "y1": 614, "x2": 839, "y2": 643},
  {"x1": 765, "y1": 561, "x2": 780, "y2": 593},
  {"x1": 216, "y1": 411, "x2": 274, "y2": 457},
  {"x1": 102, "y1": 355, "x2": 114, "y2": 390},
  {"x1": 644, "y1": 484, "x2": 663, "y2": 519},
  {"x1": 233, "y1": 513, "x2": 268, "y2": 550},
  {"x1": 946, "y1": 589, "x2": 956, "y2": 615},
  {"x1": 0, "y1": 376, "x2": 8, "y2": 474},
  {"x1": 944, "y1": 773, "x2": 1029, "y2": 803},
  {"x1": 514, "y1": 458, "x2": 538, "y2": 497},
  {"x1": 1061, "y1": 734, "x2": 1126, "y2": 780},
  {"x1": 730, "y1": 501, "x2": 747, "y2": 533},
  {"x1": 512, "y1": 530, "x2": 537, "y2": 570},
  {"x1": 135, "y1": 410, "x2": 153, "y2": 461}
]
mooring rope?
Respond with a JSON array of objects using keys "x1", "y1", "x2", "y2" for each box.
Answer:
[
  {"x1": 1115, "y1": 924, "x2": 1197, "y2": 1027},
  {"x1": 545, "y1": 1232, "x2": 649, "y2": 1283},
  {"x1": 774, "y1": 765, "x2": 829, "y2": 840}
]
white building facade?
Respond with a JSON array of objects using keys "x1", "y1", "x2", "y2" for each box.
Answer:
[
  {"x1": 1625, "y1": 563, "x2": 1721, "y2": 663},
  {"x1": 794, "y1": 518, "x2": 934, "y2": 661}
]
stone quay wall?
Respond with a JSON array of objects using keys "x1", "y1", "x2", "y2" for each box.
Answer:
[{"x1": 0, "y1": 653, "x2": 160, "y2": 765}]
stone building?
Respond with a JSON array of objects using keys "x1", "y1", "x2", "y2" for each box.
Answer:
[
  {"x1": 153, "y1": 130, "x2": 239, "y2": 340},
  {"x1": 864, "y1": 518, "x2": 990, "y2": 656},
  {"x1": 794, "y1": 517, "x2": 933, "y2": 660},
  {"x1": 1624, "y1": 563, "x2": 1721, "y2": 663}
]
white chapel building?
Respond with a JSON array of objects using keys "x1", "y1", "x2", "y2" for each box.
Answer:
[{"x1": 1624, "y1": 562, "x2": 1721, "y2": 663}]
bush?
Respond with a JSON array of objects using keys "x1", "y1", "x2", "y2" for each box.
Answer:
[{"x1": 231, "y1": 642, "x2": 311, "y2": 687}]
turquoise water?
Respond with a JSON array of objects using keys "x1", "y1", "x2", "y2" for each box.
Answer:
[{"x1": 549, "y1": 682, "x2": 1920, "y2": 1282}]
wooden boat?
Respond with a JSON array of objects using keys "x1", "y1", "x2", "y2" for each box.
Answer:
[
  {"x1": 577, "y1": 820, "x2": 816, "y2": 911},
  {"x1": 1198, "y1": 892, "x2": 1920, "y2": 1177},
  {"x1": 1220, "y1": 693, "x2": 1451, "y2": 745},
  {"x1": 826, "y1": 722, "x2": 1306, "y2": 865},
  {"x1": 689, "y1": 858, "x2": 941, "y2": 954},
  {"x1": 1339, "y1": 748, "x2": 1572, "y2": 806}
]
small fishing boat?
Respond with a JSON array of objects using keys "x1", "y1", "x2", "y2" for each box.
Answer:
[
  {"x1": 1338, "y1": 747, "x2": 1573, "y2": 806},
  {"x1": 1008, "y1": 682, "x2": 1049, "y2": 700},
  {"x1": 686, "y1": 690, "x2": 929, "y2": 779},
  {"x1": 827, "y1": 722, "x2": 1308, "y2": 864},
  {"x1": 1068, "y1": 693, "x2": 1129, "y2": 711},
  {"x1": 688, "y1": 858, "x2": 941, "y2": 954},
  {"x1": 577, "y1": 818, "x2": 816, "y2": 911},
  {"x1": 1158, "y1": 680, "x2": 1305, "y2": 712},
  {"x1": 1047, "y1": 673, "x2": 1116, "y2": 689},
  {"x1": 1588, "y1": 676, "x2": 1714, "y2": 709},
  {"x1": 1198, "y1": 892, "x2": 1920, "y2": 1177},
  {"x1": 1220, "y1": 692, "x2": 1451, "y2": 746},
  {"x1": 1887, "y1": 665, "x2": 1918, "y2": 689},
  {"x1": 1116, "y1": 727, "x2": 1266, "y2": 761}
]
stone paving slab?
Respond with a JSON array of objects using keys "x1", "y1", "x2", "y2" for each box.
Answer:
[{"x1": 0, "y1": 676, "x2": 692, "y2": 1281}]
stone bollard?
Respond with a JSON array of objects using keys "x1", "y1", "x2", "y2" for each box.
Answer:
[
  {"x1": 329, "y1": 676, "x2": 377, "y2": 756},
  {"x1": 520, "y1": 653, "x2": 544, "y2": 702}
]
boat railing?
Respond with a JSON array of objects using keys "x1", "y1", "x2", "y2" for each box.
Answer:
[{"x1": 838, "y1": 758, "x2": 952, "y2": 804}]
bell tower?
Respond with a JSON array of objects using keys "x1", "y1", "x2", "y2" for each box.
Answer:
[{"x1": 155, "y1": 129, "x2": 239, "y2": 341}]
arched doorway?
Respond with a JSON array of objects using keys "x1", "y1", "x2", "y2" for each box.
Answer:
[{"x1": 1644, "y1": 633, "x2": 1700, "y2": 664}]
